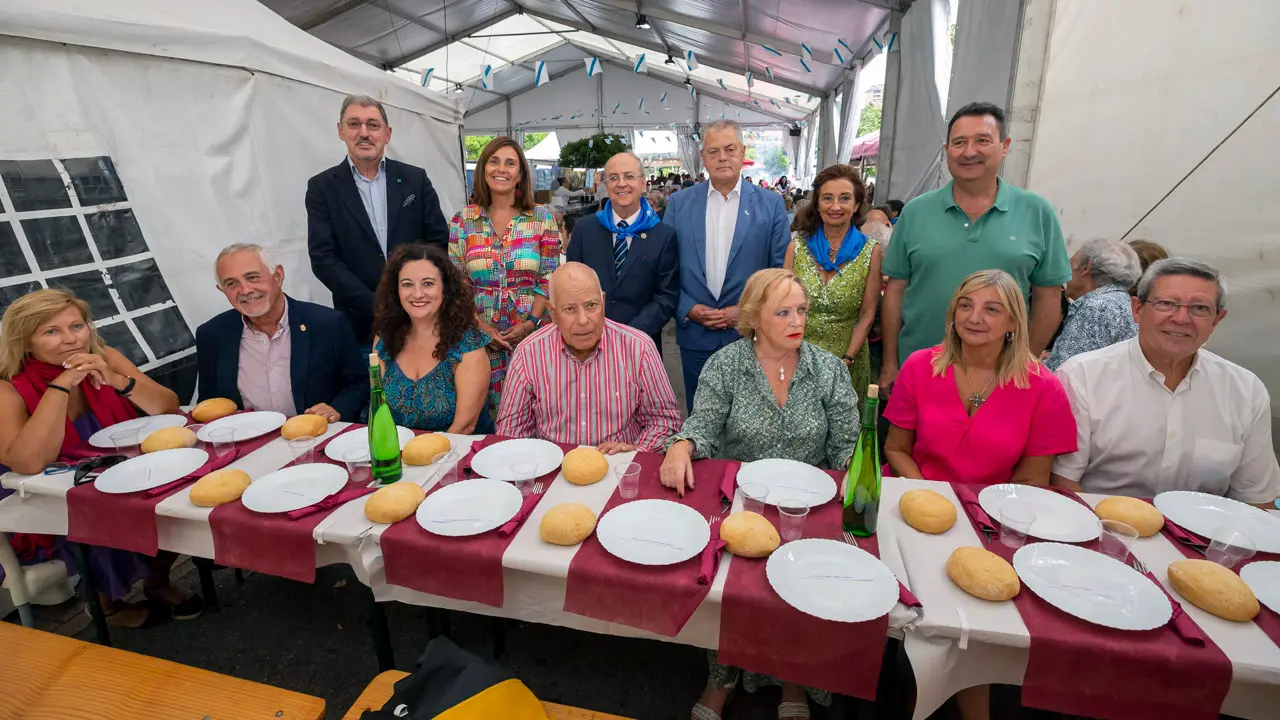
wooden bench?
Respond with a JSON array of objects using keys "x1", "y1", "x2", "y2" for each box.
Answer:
[
  {"x1": 0, "y1": 622, "x2": 326, "y2": 719},
  {"x1": 342, "y1": 670, "x2": 634, "y2": 720}
]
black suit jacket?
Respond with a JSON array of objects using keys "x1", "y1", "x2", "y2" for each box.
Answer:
[
  {"x1": 306, "y1": 157, "x2": 448, "y2": 342},
  {"x1": 566, "y1": 214, "x2": 679, "y2": 339},
  {"x1": 195, "y1": 297, "x2": 369, "y2": 422}
]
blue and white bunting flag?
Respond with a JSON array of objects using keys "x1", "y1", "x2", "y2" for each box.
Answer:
[
  {"x1": 801, "y1": 43, "x2": 814, "y2": 62},
  {"x1": 688, "y1": 85, "x2": 697, "y2": 98},
  {"x1": 769, "y1": 98, "x2": 779, "y2": 108},
  {"x1": 716, "y1": 78, "x2": 727, "y2": 90},
  {"x1": 744, "y1": 71, "x2": 754, "y2": 87},
  {"x1": 638, "y1": 130, "x2": 645, "y2": 137},
  {"x1": 800, "y1": 57, "x2": 812, "y2": 73},
  {"x1": 613, "y1": 102, "x2": 621, "y2": 113},
  {"x1": 839, "y1": 39, "x2": 854, "y2": 56},
  {"x1": 588, "y1": 139, "x2": 594, "y2": 148},
  {"x1": 761, "y1": 45, "x2": 783, "y2": 57},
  {"x1": 420, "y1": 68, "x2": 433, "y2": 86},
  {"x1": 534, "y1": 61, "x2": 550, "y2": 87},
  {"x1": 833, "y1": 46, "x2": 846, "y2": 65},
  {"x1": 660, "y1": 92, "x2": 667, "y2": 104},
  {"x1": 480, "y1": 65, "x2": 492, "y2": 90},
  {"x1": 633, "y1": 54, "x2": 647, "y2": 73},
  {"x1": 784, "y1": 96, "x2": 793, "y2": 104},
  {"x1": 765, "y1": 66, "x2": 774, "y2": 81},
  {"x1": 685, "y1": 51, "x2": 699, "y2": 71},
  {"x1": 886, "y1": 32, "x2": 898, "y2": 53},
  {"x1": 872, "y1": 35, "x2": 884, "y2": 52},
  {"x1": 585, "y1": 57, "x2": 602, "y2": 77},
  {"x1": 638, "y1": 97, "x2": 645, "y2": 111}
]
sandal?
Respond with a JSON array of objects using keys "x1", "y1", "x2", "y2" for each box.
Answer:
[
  {"x1": 692, "y1": 687, "x2": 736, "y2": 720},
  {"x1": 95, "y1": 599, "x2": 172, "y2": 629},
  {"x1": 778, "y1": 700, "x2": 810, "y2": 720},
  {"x1": 145, "y1": 588, "x2": 205, "y2": 620}
]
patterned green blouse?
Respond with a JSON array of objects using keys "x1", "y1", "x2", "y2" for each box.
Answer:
[{"x1": 665, "y1": 339, "x2": 862, "y2": 470}]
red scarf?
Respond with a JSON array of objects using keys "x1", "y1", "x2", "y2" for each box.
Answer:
[{"x1": 9, "y1": 358, "x2": 140, "y2": 461}]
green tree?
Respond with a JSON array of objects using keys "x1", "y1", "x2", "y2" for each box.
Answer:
[
  {"x1": 857, "y1": 103, "x2": 882, "y2": 137},
  {"x1": 745, "y1": 146, "x2": 760, "y2": 162},
  {"x1": 763, "y1": 146, "x2": 790, "y2": 178},
  {"x1": 464, "y1": 135, "x2": 494, "y2": 161},
  {"x1": 522, "y1": 132, "x2": 549, "y2": 150},
  {"x1": 558, "y1": 132, "x2": 631, "y2": 168}
]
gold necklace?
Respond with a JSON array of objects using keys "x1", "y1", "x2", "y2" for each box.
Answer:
[{"x1": 959, "y1": 365, "x2": 996, "y2": 408}]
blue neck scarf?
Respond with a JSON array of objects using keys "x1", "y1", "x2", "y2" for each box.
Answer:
[
  {"x1": 806, "y1": 225, "x2": 868, "y2": 272},
  {"x1": 596, "y1": 198, "x2": 661, "y2": 239}
]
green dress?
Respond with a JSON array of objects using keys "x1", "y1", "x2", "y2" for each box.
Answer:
[{"x1": 792, "y1": 233, "x2": 876, "y2": 401}]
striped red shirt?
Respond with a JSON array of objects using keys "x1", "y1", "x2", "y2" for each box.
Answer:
[{"x1": 496, "y1": 320, "x2": 681, "y2": 452}]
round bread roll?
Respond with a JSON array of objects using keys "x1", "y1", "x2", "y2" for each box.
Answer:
[
  {"x1": 719, "y1": 511, "x2": 781, "y2": 558},
  {"x1": 364, "y1": 482, "x2": 427, "y2": 524},
  {"x1": 1168, "y1": 559, "x2": 1260, "y2": 622},
  {"x1": 189, "y1": 469, "x2": 252, "y2": 507},
  {"x1": 947, "y1": 546, "x2": 1020, "y2": 601},
  {"x1": 1094, "y1": 496, "x2": 1165, "y2": 538},
  {"x1": 191, "y1": 397, "x2": 238, "y2": 423},
  {"x1": 540, "y1": 503, "x2": 597, "y2": 546},
  {"x1": 281, "y1": 414, "x2": 328, "y2": 440},
  {"x1": 899, "y1": 489, "x2": 957, "y2": 534},
  {"x1": 402, "y1": 433, "x2": 451, "y2": 466},
  {"x1": 141, "y1": 426, "x2": 198, "y2": 454},
  {"x1": 562, "y1": 447, "x2": 609, "y2": 486}
]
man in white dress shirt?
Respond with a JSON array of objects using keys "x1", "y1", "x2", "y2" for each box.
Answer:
[{"x1": 1051, "y1": 259, "x2": 1280, "y2": 506}]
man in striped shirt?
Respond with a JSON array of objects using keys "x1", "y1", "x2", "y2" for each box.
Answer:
[{"x1": 496, "y1": 263, "x2": 682, "y2": 453}]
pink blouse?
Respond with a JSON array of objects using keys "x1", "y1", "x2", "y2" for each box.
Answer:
[{"x1": 884, "y1": 347, "x2": 1078, "y2": 484}]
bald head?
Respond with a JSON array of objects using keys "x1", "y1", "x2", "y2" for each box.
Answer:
[{"x1": 549, "y1": 262, "x2": 606, "y2": 359}]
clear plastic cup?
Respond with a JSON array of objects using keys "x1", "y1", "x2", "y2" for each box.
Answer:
[
  {"x1": 1098, "y1": 519, "x2": 1139, "y2": 563},
  {"x1": 739, "y1": 481, "x2": 768, "y2": 514},
  {"x1": 432, "y1": 451, "x2": 460, "y2": 487},
  {"x1": 777, "y1": 498, "x2": 810, "y2": 542},
  {"x1": 288, "y1": 435, "x2": 316, "y2": 465},
  {"x1": 618, "y1": 462, "x2": 641, "y2": 500},
  {"x1": 999, "y1": 501, "x2": 1035, "y2": 549},
  {"x1": 511, "y1": 460, "x2": 538, "y2": 497},
  {"x1": 1206, "y1": 526, "x2": 1256, "y2": 569},
  {"x1": 110, "y1": 428, "x2": 140, "y2": 457},
  {"x1": 344, "y1": 448, "x2": 372, "y2": 485},
  {"x1": 208, "y1": 426, "x2": 237, "y2": 460}
]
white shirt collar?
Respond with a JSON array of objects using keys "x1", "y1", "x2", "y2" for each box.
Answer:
[
  {"x1": 707, "y1": 175, "x2": 744, "y2": 201},
  {"x1": 1129, "y1": 335, "x2": 1201, "y2": 385},
  {"x1": 612, "y1": 207, "x2": 642, "y2": 226},
  {"x1": 242, "y1": 301, "x2": 290, "y2": 339}
]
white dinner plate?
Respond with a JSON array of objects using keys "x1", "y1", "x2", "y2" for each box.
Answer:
[
  {"x1": 196, "y1": 411, "x2": 287, "y2": 443},
  {"x1": 240, "y1": 463, "x2": 349, "y2": 513},
  {"x1": 979, "y1": 484, "x2": 1101, "y2": 543},
  {"x1": 737, "y1": 458, "x2": 838, "y2": 507},
  {"x1": 415, "y1": 479, "x2": 523, "y2": 537},
  {"x1": 1154, "y1": 490, "x2": 1280, "y2": 554},
  {"x1": 596, "y1": 499, "x2": 710, "y2": 566},
  {"x1": 765, "y1": 538, "x2": 899, "y2": 623},
  {"x1": 94, "y1": 448, "x2": 210, "y2": 494},
  {"x1": 1240, "y1": 562, "x2": 1280, "y2": 615},
  {"x1": 324, "y1": 426, "x2": 415, "y2": 463},
  {"x1": 1013, "y1": 542, "x2": 1172, "y2": 631},
  {"x1": 471, "y1": 439, "x2": 564, "y2": 482},
  {"x1": 88, "y1": 414, "x2": 189, "y2": 448}
]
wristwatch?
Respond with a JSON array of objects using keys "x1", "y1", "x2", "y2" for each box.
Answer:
[{"x1": 528, "y1": 315, "x2": 546, "y2": 328}]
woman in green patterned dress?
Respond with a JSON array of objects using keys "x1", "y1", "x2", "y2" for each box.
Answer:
[{"x1": 784, "y1": 164, "x2": 882, "y2": 401}]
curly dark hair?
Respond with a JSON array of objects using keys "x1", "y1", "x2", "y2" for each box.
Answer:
[
  {"x1": 373, "y1": 244, "x2": 477, "y2": 361},
  {"x1": 792, "y1": 164, "x2": 869, "y2": 238}
]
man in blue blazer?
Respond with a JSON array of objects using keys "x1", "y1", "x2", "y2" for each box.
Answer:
[
  {"x1": 566, "y1": 152, "x2": 679, "y2": 350},
  {"x1": 197, "y1": 244, "x2": 368, "y2": 422},
  {"x1": 662, "y1": 120, "x2": 790, "y2": 411},
  {"x1": 306, "y1": 95, "x2": 448, "y2": 344}
]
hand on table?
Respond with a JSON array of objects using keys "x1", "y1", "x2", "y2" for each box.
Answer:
[
  {"x1": 659, "y1": 440, "x2": 695, "y2": 497},
  {"x1": 595, "y1": 442, "x2": 635, "y2": 455},
  {"x1": 305, "y1": 403, "x2": 341, "y2": 422}
]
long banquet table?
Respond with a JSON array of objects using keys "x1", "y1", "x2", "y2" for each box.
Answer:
[{"x1": 2, "y1": 430, "x2": 1279, "y2": 719}]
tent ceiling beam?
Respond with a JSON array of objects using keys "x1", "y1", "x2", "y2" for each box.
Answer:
[
  {"x1": 385, "y1": 5, "x2": 520, "y2": 68},
  {"x1": 297, "y1": 0, "x2": 364, "y2": 31},
  {"x1": 554, "y1": 0, "x2": 598, "y2": 33}
]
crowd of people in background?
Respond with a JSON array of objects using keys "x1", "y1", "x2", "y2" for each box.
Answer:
[{"x1": 2, "y1": 94, "x2": 1277, "y2": 720}]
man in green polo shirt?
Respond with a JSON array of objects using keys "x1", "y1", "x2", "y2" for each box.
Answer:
[{"x1": 880, "y1": 101, "x2": 1070, "y2": 388}]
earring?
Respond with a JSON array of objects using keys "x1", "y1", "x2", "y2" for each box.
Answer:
[
  {"x1": 752, "y1": 332, "x2": 758, "y2": 343},
  {"x1": 1005, "y1": 331, "x2": 1013, "y2": 343}
]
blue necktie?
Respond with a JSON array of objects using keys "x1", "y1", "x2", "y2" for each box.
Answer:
[{"x1": 613, "y1": 220, "x2": 629, "y2": 272}]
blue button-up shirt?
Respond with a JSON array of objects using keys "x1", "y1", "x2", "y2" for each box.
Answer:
[
  {"x1": 1044, "y1": 283, "x2": 1138, "y2": 370},
  {"x1": 349, "y1": 156, "x2": 388, "y2": 256}
]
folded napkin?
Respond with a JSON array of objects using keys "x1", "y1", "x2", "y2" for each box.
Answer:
[
  {"x1": 286, "y1": 485, "x2": 376, "y2": 520},
  {"x1": 1140, "y1": 569, "x2": 1206, "y2": 646},
  {"x1": 952, "y1": 484, "x2": 997, "y2": 536},
  {"x1": 898, "y1": 581, "x2": 922, "y2": 608},
  {"x1": 698, "y1": 516, "x2": 728, "y2": 585},
  {"x1": 497, "y1": 491, "x2": 543, "y2": 537},
  {"x1": 139, "y1": 447, "x2": 239, "y2": 498},
  {"x1": 1163, "y1": 517, "x2": 1208, "y2": 549},
  {"x1": 719, "y1": 463, "x2": 737, "y2": 505}
]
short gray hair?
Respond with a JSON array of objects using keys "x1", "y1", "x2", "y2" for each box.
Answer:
[
  {"x1": 340, "y1": 95, "x2": 389, "y2": 125},
  {"x1": 1073, "y1": 239, "x2": 1142, "y2": 288},
  {"x1": 1136, "y1": 257, "x2": 1228, "y2": 310},
  {"x1": 701, "y1": 119, "x2": 743, "y2": 147},
  {"x1": 214, "y1": 243, "x2": 279, "y2": 281}
]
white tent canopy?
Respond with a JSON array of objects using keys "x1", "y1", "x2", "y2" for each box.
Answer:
[{"x1": 0, "y1": 0, "x2": 464, "y2": 401}]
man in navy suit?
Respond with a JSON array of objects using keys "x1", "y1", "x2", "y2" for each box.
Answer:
[
  {"x1": 662, "y1": 120, "x2": 790, "y2": 411},
  {"x1": 197, "y1": 244, "x2": 368, "y2": 422},
  {"x1": 306, "y1": 95, "x2": 448, "y2": 344},
  {"x1": 566, "y1": 152, "x2": 678, "y2": 351}
]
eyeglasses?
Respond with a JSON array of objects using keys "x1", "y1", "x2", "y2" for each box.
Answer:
[
  {"x1": 606, "y1": 173, "x2": 641, "y2": 185},
  {"x1": 1144, "y1": 299, "x2": 1217, "y2": 319},
  {"x1": 344, "y1": 119, "x2": 384, "y2": 132}
]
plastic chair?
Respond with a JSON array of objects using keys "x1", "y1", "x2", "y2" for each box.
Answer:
[{"x1": 0, "y1": 532, "x2": 75, "y2": 627}]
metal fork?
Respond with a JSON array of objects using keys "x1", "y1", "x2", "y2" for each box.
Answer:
[
  {"x1": 842, "y1": 530, "x2": 860, "y2": 549},
  {"x1": 1130, "y1": 555, "x2": 1149, "y2": 575},
  {"x1": 707, "y1": 514, "x2": 721, "y2": 526},
  {"x1": 532, "y1": 481, "x2": 545, "y2": 495}
]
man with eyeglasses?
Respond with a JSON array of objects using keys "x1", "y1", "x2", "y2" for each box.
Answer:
[
  {"x1": 306, "y1": 95, "x2": 448, "y2": 344},
  {"x1": 565, "y1": 152, "x2": 678, "y2": 353},
  {"x1": 1051, "y1": 258, "x2": 1280, "y2": 507},
  {"x1": 663, "y1": 119, "x2": 790, "y2": 411}
]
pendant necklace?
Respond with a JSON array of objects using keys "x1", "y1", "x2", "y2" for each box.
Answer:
[{"x1": 961, "y1": 365, "x2": 996, "y2": 409}]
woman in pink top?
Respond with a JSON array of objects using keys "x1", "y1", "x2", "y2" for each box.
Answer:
[{"x1": 884, "y1": 269, "x2": 1077, "y2": 486}]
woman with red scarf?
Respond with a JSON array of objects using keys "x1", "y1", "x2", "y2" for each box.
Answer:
[{"x1": 0, "y1": 289, "x2": 199, "y2": 628}]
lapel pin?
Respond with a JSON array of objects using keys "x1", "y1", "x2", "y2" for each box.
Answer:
[
  {"x1": 640, "y1": 233, "x2": 647, "y2": 239},
  {"x1": 397, "y1": 178, "x2": 402, "y2": 183},
  {"x1": 300, "y1": 324, "x2": 307, "y2": 332}
]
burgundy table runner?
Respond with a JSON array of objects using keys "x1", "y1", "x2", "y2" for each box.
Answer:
[
  {"x1": 209, "y1": 425, "x2": 369, "y2": 584},
  {"x1": 953, "y1": 483, "x2": 1232, "y2": 720},
  {"x1": 379, "y1": 437, "x2": 570, "y2": 607},
  {"x1": 562, "y1": 455, "x2": 733, "y2": 637}
]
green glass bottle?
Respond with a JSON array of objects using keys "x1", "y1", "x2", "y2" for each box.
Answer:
[
  {"x1": 368, "y1": 353, "x2": 402, "y2": 484},
  {"x1": 843, "y1": 384, "x2": 881, "y2": 536}
]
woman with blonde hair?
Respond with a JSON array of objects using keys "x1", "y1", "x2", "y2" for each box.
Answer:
[
  {"x1": 884, "y1": 269, "x2": 1077, "y2": 486},
  {"x1": 0, "y1": 288, "x2": 197, "y2": 628},
  {"x1": 660, "y1": 268, "x2": 861, "y2": 720}
]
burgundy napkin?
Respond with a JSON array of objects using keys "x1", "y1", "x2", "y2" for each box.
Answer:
[
  {"x1": 718, "y1": 469, "x2": 893, "y2": 700},
  {"x1": 286, "y1": 485, "x2": 376, "y2": 520},
  {"x1": 1162, "y1": 517, "x2": 1209, "y2": 550},
  {"x1": 139, "y1": 448, "x2": 239, "y2": 498},
  {"x1": 1137, "y1": 569, "x2": 1206, "y2": 646},
  {"x1": 718, "y1": 462, "x2": 737, "y2": 505},
  {"x1": 457, "y1": 434, "x2": 504, "y2": 478},
  {"x1": 698, "y1": 517, "x2": 728, "y2": 585},
  {"x1": 953, "y1": 482, "x2": 1232, "y2": 720},
  {"x1": 380, "y1": 439, "x2": 570, "y2": 607},
  {"x1": 208, "y1": 425, "x2": 362, "y2": 584},
  {"x1": 951, "y1": 483, "x2": 996, "y2": 536},
  {"x1": 497, "y1": 491, "x2": 543, "y2": 538},
  {"x1": 898, "y1": 581, "x2": 921, "y2": 608},
  {"x1": 562, "y1": 456, "x2": 732, "y2": 636}
]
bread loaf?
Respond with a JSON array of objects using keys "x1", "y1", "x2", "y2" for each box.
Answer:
[
  {"x1": 899, "y1": 488, "x2": 958, "y2": 534},
  {"x1": 191, "y1": 398, "x2": 237, "y2": 423},
  {"x1": 189, "y1": 469, "x2": 252, "y2": 507},
  {"x1": 364, "y1": 482, "x2": 427, "y2": 524},
  {"x1": 141, "y1": 426, "x2": 198, "y2": 454},
  {"x1": 281, "y1": 414, "x2": 328, "y2": 440},
  {"x1": 1168, "y1": 559, "x2": 1259, "y2": 622},
  {"x1": 1094, "y1": 496, "x2": 1164, "y2": 538},
  {"x1": 562, "y1": 447, "x2": 609, "y2": 486},
  {"x1": 540, "y1": 503, "x2": 597, "y2": 545},
  {"x1": 403, "y1": 433, "x2": 451, "y2": 466},
  {"x1": 719, "y1": 511, "x2": 781, "y2": 558},
  {"x1": 947, "y1": 546, "x2": 1020, "y2": 601}
]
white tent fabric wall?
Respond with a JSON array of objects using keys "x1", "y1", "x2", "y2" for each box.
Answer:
[
  {"x1": 885, "y1": 0, "x2": 952, "y2": 200},
  {"x1": 676, "y1": 132, "x2": 701, "y2": 177},
  {"x1": 836, "y1": 66, "x2": 866, "y2": 166},
  {"x1": 944, "y1": 0, "x2": 1024, "y2": 186},
  {"x1": 1025, "y1": 0, "x2": 1280, "y2": 421}
]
